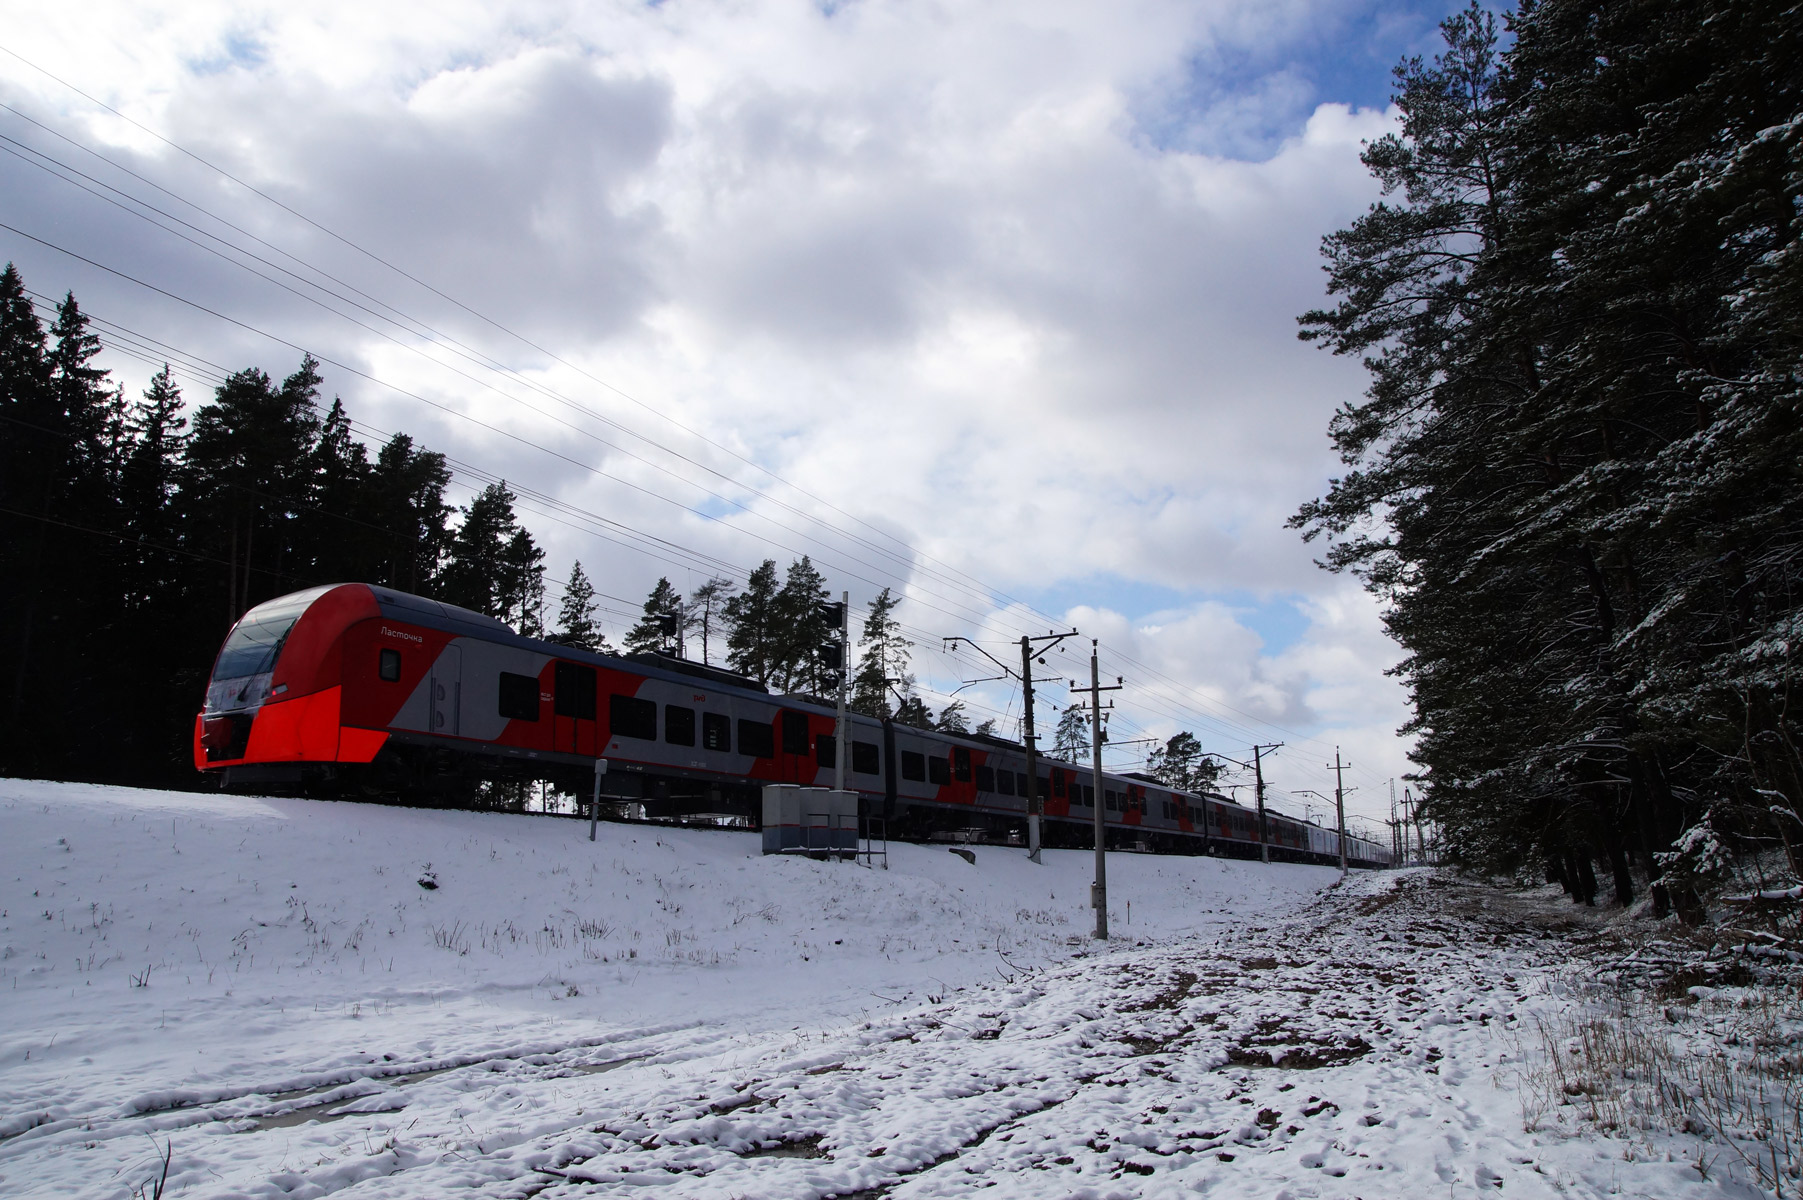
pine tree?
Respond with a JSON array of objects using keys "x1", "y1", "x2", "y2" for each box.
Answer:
[
  {"x1": 974, "y1": 718, "x2": 998, "y2": 739},
  {"x1": 1147, "y1": 732, "x2": 1204, "y2": 792},
  {"x1": 439, "y1": 481, "x2": 525, "y2": 620},
  {"x1": 850, "y1": 587, "x2": 911, "y2": 718},
  {"x1": 498, "y1": 528, "x2": 546, "y2": 635},
  {"x1": 367, "y1": 433, "x2": 450, "y2": 594},
  {"x1": 934, "y1": 700, "x2": 969, "y2": 734},
  {"x1": 1051, "y1": 705, "x2": 1089, "y2": 760},
  {"x1": 772, "y1": 556, "x2": 831, "y2": 693},
  {"x1": 893, "y1": 694, "x2": 934, "y2": 730},
  {"x1": 625, "y1": 577, "x2": 683, "y2": 655},
  {"x1": 724, "y1": 560, "x2": 781, "y2": 683},
  {"x1": 687, "y1": 576, "x2": 736, "y2": 666}
]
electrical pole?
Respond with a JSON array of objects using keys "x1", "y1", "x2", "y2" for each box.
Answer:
[
  {"x1": 1251, "y1": 743, "x2": 1282, "y2": 863},
  {"x1": 833, "y1": 592, "x2": 849, "y2": 793},
  {"x1": 943, "y1": 629, "x2": 1077, "y2": 865},
  {"x1": 1021, "y1": 636, "x2": 1042, "y2": 863},
  {"x1": 1331, "y1": 748, "x2": 1350, "y2": 874},
  {"x1": 1076, "y1": 641, "x2": 1122, "y2": 940}
]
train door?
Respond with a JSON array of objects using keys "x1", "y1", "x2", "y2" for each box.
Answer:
[
  {"x1": 430, "y1": 645, "x2": 461, "y2": 737},
  {"x1": 553, "y1": 661, "x2": 598, "y2": 755}
]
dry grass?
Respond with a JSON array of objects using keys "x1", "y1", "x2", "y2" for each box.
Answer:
[{"x1": 1519, "y1": 979, "x2": 1803, "y2": 1196}]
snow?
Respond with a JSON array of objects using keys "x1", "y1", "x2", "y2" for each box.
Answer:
[{"x1": 0, "y1": 779, "x2": 1774, "y2": 1198}]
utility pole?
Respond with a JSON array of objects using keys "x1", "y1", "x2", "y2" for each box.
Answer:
[
  {"x1": 1021, "y1": 636, "x2": 1042, "y2": 863},
  {"x1": 1074, "y1": 641, "x2": 1122, "y2": 940},
  {"x1": 1331, "y1": 748, "x2": 1350, "y2": 874},
  {"x1": 945, "y1": 629, "x2": 1077, "y2": 865},
  {"x1": 832, "y1": 592, "x2": 848, "y2": 793},
  {"x1": 1251, "y1": 743, "x2": 1282, "y2": 863}
]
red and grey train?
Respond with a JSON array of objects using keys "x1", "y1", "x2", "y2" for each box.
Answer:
[{"x1": 196, "y1": 583, "x2": 1393, "y2": 867}]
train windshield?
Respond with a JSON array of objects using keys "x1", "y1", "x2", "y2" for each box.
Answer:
[{"x1": 207, "y1": 587, "x2": 332, "y2": 705}]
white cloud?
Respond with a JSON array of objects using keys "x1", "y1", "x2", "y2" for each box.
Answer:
[{"x1": 2, "y1": 0, "x2": 1421, "y2": 817}]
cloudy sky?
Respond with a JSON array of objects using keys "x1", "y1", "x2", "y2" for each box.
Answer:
[{"x1": 1, "y1": 0, "x2": 1469, "y2": 831}]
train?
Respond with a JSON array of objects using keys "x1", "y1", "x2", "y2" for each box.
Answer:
[{"x1": 195, "y1": 582, "x2": 1394, "y2": 867}]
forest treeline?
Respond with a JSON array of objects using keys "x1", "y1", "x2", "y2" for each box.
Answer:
[
  {"x1": 1296, "y1": 1, "x2": 1802, "y2": 914},
  {"x1": 3, "y1": 265, "x2": 1228, "y2": 791}
]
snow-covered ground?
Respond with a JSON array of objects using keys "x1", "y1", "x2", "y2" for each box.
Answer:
[{"x1": 0, "y1": 780, "x2": 1773, "y2": 1198}]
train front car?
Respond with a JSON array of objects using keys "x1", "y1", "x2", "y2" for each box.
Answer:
[{"x1": 195, "y1": 584, "x2": 388, "y2": 789}]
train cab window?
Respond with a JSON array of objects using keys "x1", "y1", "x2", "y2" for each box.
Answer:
[
  {"x1": 554, "y1": 662, "x2": 597, "y2": 720},
  {"x1": 379, "y1": 648, "x2": 402, "y2": 682},
  {"x1": 816, "y1": 733, "x2": 836, "y2": 768},
  {"x1": 738, "y1": 718, "x2": 775, "y2": 759},
  {"x1": 702, "y1": 712, "x2": 731, "y2": 752},
  {"x1": 609, "y1": 694, "x2": 657, "y2": 741},
  {"x1": 665, "y1": 704, "x2": 696, "y2": 747},
  {"x1": 975, "y1": 765, "x2": 996, "y2": 792},
  {"x1": 1016, "y1": 771, "x2": 1029, "y2": 796},
  {"x1": 995, "y1": 768, "x2": 1015, "y2": 796},
  {"x1": 852, "y1": 740, "x2": 880, "y2": 774},
  {"x1": 781, "y1": 711, "x2": 810, "y2": 756},
  {"x1": 927, "y1": 757, "x2": 950, "y2": 785},
  {"x1": 952, "y1": 747, "x2": 972, "y2": 782},
  {"x1": 901, "y1": 751, "x2": 926, "y2": 782},
  {"x1": 498, "y1": 672, "x2": 540, "y2": 721}
]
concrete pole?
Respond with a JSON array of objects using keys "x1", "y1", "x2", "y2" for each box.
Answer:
[
  {"x1": 1253, "y1": 745, "x2": 1271, "y2": 864},
  {"x1": 834, "y1": 591, "x2": 849, "y2": 795},
  {"x1": 1021, "y1": 635, "x2": 1041, "y2": 864},
  {"x1": 589, "y1": 756, "x2": 606, "y2": 841},
  {"x1": 1089, "y1": 642, "x2": 1107, "y2": 940},
  {"x1": 1333, "y1": 747, "x2": 1349, "y2": 874}
]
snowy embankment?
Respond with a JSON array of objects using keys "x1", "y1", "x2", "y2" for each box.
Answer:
[
  {"x1": 1, "y1": 781, "x2": 1767, "y2": 1199},
  {"x1": 0, "y1": 778, "x2": 1332, "y2": 1196}
]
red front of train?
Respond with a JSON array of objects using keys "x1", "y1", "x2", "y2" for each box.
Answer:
[{"x1": 195, "y1": 584, "x2": 394, "y2": 773}]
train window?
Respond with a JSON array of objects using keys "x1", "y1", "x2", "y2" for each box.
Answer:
[
  {"x1": 852, "y1": 740, "x2": 879, "y2": 774},
  {"x1": 609, "y1": 694, "x2": 657, "y2": 741},
  {"x1": 498, "y1": 672, "x2": 540, "y2": 721},
  {"x1": 1036, "y1": 775, "x2": 1050, "y2": 799},
  {"x1": 995, "y1": 768, "x2": 1014, "y2": 796},
  {"x1": 781, "y1": 711, "x2": 810, "y2": 756},
  {"x1": 975, "y1": 765, "x2": 995, "y2": 792},
  {"x1": 1104, "y1": 790, "x2": 1116, "y2": 812},
  {"x1": 379, "y1": 648, "x2": 402, "y2": 682},
  {"x1": 816, "y1": 733, "x2": 836, "y2": 768},
  {"x1": 1082, "y1": 784, "x2": 1095, "y2": 807},
  {"x1": 1017, "y1": 771, "x2": 1029, "y2": 796},
  {"x1": 738, "y1": 718, "x2": 775, "y2": 759},
  {"x1": 928, "y1": 757, "x2": 950, "y2": 785},
  {"x1": 702, "y1": 712, "x2": 731, "y2": 752},
  {"x1": 952, "y1": 746, "x2": 971, "y2": 782},
  {"x1": 554, "y1": 662, "x2": 597, "y2": 720},
  {"x1": 1051, "y1": 772, "x2": 1066, "y2": 798},
  {"x1": 665, "y1": 704, "x2": 696, "y2": 747},
  {"x1": 901, "y1": 751, "x2": 926, "y2": 782}
]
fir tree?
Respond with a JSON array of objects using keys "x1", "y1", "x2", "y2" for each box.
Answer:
[
  {"x1": 934, "y1": 700, "x2": 969, "y2": 734},
  {"x1": 555, "y1": 561, "x2": 609, "y2": 651}
]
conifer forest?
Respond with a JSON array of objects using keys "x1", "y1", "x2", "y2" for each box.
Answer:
[{"x1": 1292, "y1": 0, "x2": 1803, "y2": 913}]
